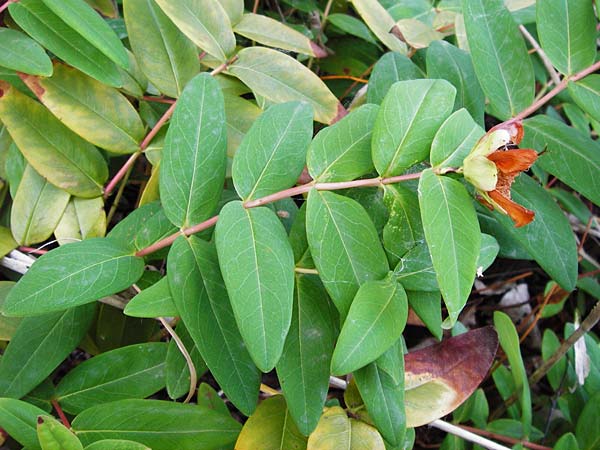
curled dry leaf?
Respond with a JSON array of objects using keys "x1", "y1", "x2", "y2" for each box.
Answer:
[{"x1": 404, "y1": 326, "x2": 498, "y2": 427}]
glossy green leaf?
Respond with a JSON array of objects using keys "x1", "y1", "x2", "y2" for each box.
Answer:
[
  {"x1": 2, "y1": 238, "x2": 144, "y2": 316},
  {"x1": 332, "y1": 278, "x2": 407, "y2": 375},
  {"x1": 0, "y1": 398, "x2": 47, "y2": 450},
  {"x1": 223, "y1": 94, "x2": 261, "y2": 157},
  {"x1": 0, "y1": 28, "x2": 52, "y2": 76},
  {"x1": 83, "y1": 440, "x2": 150, "y2": 450},
  {"x1": 55, "y1": 343, "x2": 167, "y2": 414},
  {"x1": 10, "y1": 164, "x2": 70, "y2": 246},
  {"x1": 307, "y1": 104, "x2": 378, "y2": 183},
  {"x1": 568, "y1": 75, "x2": 600, "y2": 125},
  {"x1": 418, "y1": 170, "x2": 480, "y2": 324},
  {"x1": 234, "y1": 13, "x2": 323, "y2": 57},
  {"x1": 72, "y1": 399, "x2": 241, "y2": 449},
  {"x1": 367, "y1": 52, "x2": 424, "y2": 105},
  {"x1": 0, "y1": 282, "x2": 21, "y2": 340},
  {"x1": 196, "y1": 383, "x2": 229, "y2": 415},
  {"x1": 354, "y1": 343, "x2": 405, "y2": 445},
  {"x1": 123, "y1": 0, "x2": 199, "y2": 98},
  {"x1": 426, "y1": 40, "x2": 485, "y2": 125},
  {"x1": 491, "y1": 174, "x2": 578, "y2": 291},
  {"x1": 462, "y1": 0, "x2": 534, "y2": 119},
  {"x1": 477, "y1": 233, "x2": 499, "y2": 274},
  {"x1": 350, "y1": 0, "x2": 406, "y2": 54},
  {"x1": 407, "y1": 290, "x2": 442, "y2": 340},
  {"x1": 537, "y1": 0, "x2": 596, "y2": 75},
  {"x1": 235, "y1": 396, "x2": 307, "y2": 449},
  {"x1": 155, "y1": 0, "x2": 235, "y2": 62},
  {"x1": 228, "y1": 47, "x2": 342, "y2": 124},
  {"x1": 493, "y1": 311, "x2": 531, "y2": 438},
  {"x1": 25, "y1": 65, "x2": 144, "y2": 153},
  {"x1": 523, "y1": 115, "x2": 600, "y2": 206},
  {"x1": 165, "y1": 322, "x2": 208, "y2": 400},
  {"x1": 233, "y1": 102, "x2": 312, "y2": 201},
  {"x1": 0, "y1": 304, "x2": 95, "y2": 398},
  {"x1": 306, "y1": 190, "x2": 389, "y2": 318},
  {"x1": 9, "y1": 0, "x2": 122, "y2": 87},
  {"x1": 276, "y1": 274, "x2": 338, "y2": 435},
  {"x1": 327, "y1": 14, "x2": 379, "y2": 47},
  {"x1": 41, "y1": 0, "x2": 128, "y2": 68},
  {"x1": 37, "y1": 415, "x2": 84, "y2": 450},
  {"x1": 168, "y1": 236, "x2": 260, "y2": 415},
  {"x1": 160, "y1": 73, "x2": 226, "y2": 228},
  {"x1": 124, "y1": 277, "x2": 178, "y2": 318},
  {"x1": 430, "y1": 108, "x2": 484, "y2": 169},
  {"x1": 554, "y1": 433, "x2": 580, "y2": 450},
  {"x1": 372, "y1": 79, "x2": 456, "y2": 176},
  {"x1": 6, "y1": 142, "x2": 26, "y2": 200},
  {"x1": 215, "y1": 202, "x2": 295, "y2": 372},
  {"x1": 0, "y1": 82, "x2": 107, "y2": 197},
  {"x1": 55, "y1": 197, "x2": 107, "y2": 245},
  {"x1": 392, "y1": 242, "x2": 438, "y2": 291}
]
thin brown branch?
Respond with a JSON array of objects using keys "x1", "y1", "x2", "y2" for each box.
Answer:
[
  {"x1": 457, "y1": 424, "x2": 551, "y2": 450},
  {"x1": 51, "y1": 399, "x2": 71, "y2": 428},
  {"x1": 519, "y1": 25, "x2": 561, "y2": 86}
]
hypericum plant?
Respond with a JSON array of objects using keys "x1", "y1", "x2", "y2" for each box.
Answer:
[{"x1": 0, "y1": 0, "x2": 599, "y2": 449}]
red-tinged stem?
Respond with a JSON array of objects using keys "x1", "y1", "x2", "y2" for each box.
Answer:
[
  {"x1": 51, "y1": 399, "x2": 71, "y2": 428},
  {"x1": 135, "y1": 172, "x2": 424, "y2": 257},
  {"x1": 142, "y1": 96, "x2": 175, "y2": 104},
  {"x1": 456, "y1": 424, "x2": 551, "y2": 450},
  {"x1": 519, "y1": 25, "x2": 561, "y2": 87},
  {"x1": 511, "y1": 59, "x2": 600, "y2": 122},
  {"x1": 18, "y1": 246, "x2": 48, "y2": 255},
  {"x1": 0, "y1": 0, "x2": 16, "y2": 14},
  {"x1": 103, "y1": 151, "x2": 141, "y2": 200},
  {"x1": 579, "y1": 268, "x2": 600, "y2": 279}
]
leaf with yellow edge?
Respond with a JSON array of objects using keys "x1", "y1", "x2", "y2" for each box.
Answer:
[{"x1": 404, "y1": 327, "x2": 498, "y2": 427}]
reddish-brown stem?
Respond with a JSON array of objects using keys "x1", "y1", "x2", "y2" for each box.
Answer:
[
  {"x1": 456, "y1": 424, "x2": 551, "y2": 450},
  {"x1": 142, "y1": 96, "x2": 176, "y2": 104},
  {"x1": 51, "y1": 399, "x2": 71, "y2": 428},
  {"x1": 18, "y1": 246, "x2": 48, "y2": 255},
  {"x1": 320, "y1": 75, "x2": 368, "y2": 83},
  {"x1": 103, "y1": 151, "x2": 141, "y2": 200},
  {"x1": 579, "y1": 268, "x2": 600, "y2": 279},
  {"x1": 0, "y1": 0, "x2": 16, "y2": 14}
]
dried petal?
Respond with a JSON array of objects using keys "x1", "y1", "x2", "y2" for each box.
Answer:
[
  {"x1": 487, "y1": 149, "x2": 538, "y2": 174},
  {"x1": 488, "y1": 190, "x2": 535, "y2": 227}
]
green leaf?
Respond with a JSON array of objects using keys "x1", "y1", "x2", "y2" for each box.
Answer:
[
  {"x1": 228, "y1": 47, "x2": 342, "y2": 124},
  {"x1": 523, "y1": 115, "x2": 600, "y2": 206},
  {"x1": 72, "y1": 399, "x2": 241, "y2": 449},
  {"x1": 83, "y1": 440, "x2": 151, "y2": 450},
  {"x1": 124, "y1": 277, "x2": 178, "y2": 318},
  {"x1": 0, "y1": 28, "x2": 52, "y2": 76},
  {"x1": 332, "y1": 278, "x2": 407, "y2": 375},
  {"x1": 10, "y1": 164, "x2": 70, "y2": 246},
  {"x1": 477, "y1": 233, "x2": 499, "y2": 274},
  {"x1": 328, "y1": 14, "x2": 379, "y2": 47},
  {"x1": 307, "y1": 104, "x2": 378, "y2": 183},
  {"x1": 196, "y1": 383, "x2": 229, "y2": 415},
  {"x1": 536, "y1": 0, "x2": 596, "y2": 75},
  {"x1": 160, "y1": 73, "x2": 226, "y2": 228},
  {"x1": 306, "y1": 190, "x2": 389, "y2": 318},
  {"x1": 218, "y1": 0, "x2": 243, "y2": 25},
  {"x1": 553, "y1": 433, "x2": 580, "y2": 450},
  {"x1": 233, "y1": 102, "x2": 312, "y2": 201},
  {"x1": 367, "y1": 52, "x2": 424, "y2": 105},
  {"x1": 392, "y1": 242, "x2": 438, "y2": 291},
  {"x1": 234, "y1": 13, "x2": 323, "y2": 57},
  {"x1": 24, "y1": 64, "x2": 144, "y2": 153},
  {"x1": 276, "y1": 274, "x2": 338, "y2": 435},
  {"x1": 235, "y1": 396, "x2": 307, "y2": 450},
  {"x1": 55, "y1": 343, "x2": 167, "y2": 414},
  {"x1": 491, "y1": 174, "x2": 578, "y2": 291},
  {"x1": 426, "y1": 40, "x2": 485, "y2": 125},
  {"x1": 165, "y1": 322, "x2": 208, "y2": 400},
  {"x1": 350, "y1": 0, "x2": 406, "y2": 54},
  {"x1": 168, "y1": 236, "x2": 260, "y2": 415},
  {"x1": 0, "y1": 227, "x2": 17, "y2": 261},
  {"x1": 215, "y1": 202, "x2": 295, "y2": 372},
  {"x1": 123, "y1": 0, "x2": 200, "y2": 98},
  {"x1": 0, "y1": 82, "x2": 107, "y2": 198},
  {"x1": 0, "y1": 282, "x2": 21, "y2": 340},
  {"x1": 224, "y1": 94, "x2": 262, "y2": 157},
  {"x1": 407, "y1": 290, "x2": 442, "y2": 340},
  {"x1": 55, "y1": 197, "x2": 107, "y2": 245},
  {"x1": 2, "y1": 238, "x2": 144, "y2": 316},
  {"x1": 0, "y1": 304, "x2": 95, "y2": 398},
  {"x1": 542, "y1": 329, "x2": 566, "y2": 391},
  {"x1": 430, "y1": 108, "x2": 484, "y2": 169},
  {"x1": 9, "y1": 0, "x2": 122, "y2": 87},
  {"x1": 392, "y1": 19, "x2": 443, "y2": 49},
  {"x1": 568, "y1": 75, "x2": 600, "y2": 125},
  {"x1": 372, "y1": 79, "x2": 456, "y2": 176},
  {"x1": 354, "y1": 343, "x2": 405, "y2": 445},
  {"x1": 40, "y1": 0, "x2": 128, "y2": 68},
  {"x1": 37, "y1": 415, "x2": 84, "y2": 450},
  {"x1": 154, "y1": 0, "x2": 235, "y2": 62},
  {"x1": 0, "y1": 398, "x2": 47, "y2": 450},
  {"x1": 418, "y1": 170, "x2": 480, "y2": 324},
  {"x1": 462, "y1": 0, "x2": 534, "y2": 119},
  {"x1": 493, "y1": 311, "x2": 531, "y2": 438}
]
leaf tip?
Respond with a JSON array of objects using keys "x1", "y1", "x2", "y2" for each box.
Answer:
[{"x1": 310, "y1": 42, "x2": 328, "y2": 58}]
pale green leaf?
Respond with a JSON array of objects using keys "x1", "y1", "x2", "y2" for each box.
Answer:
[
  {"x1": 350, "y1": 0, "x2": 406, "y2": 53},
  {"x1": 568, "y1": 75, "x2": 600, "y2": 125},
  {"x1": 233, "y1": 101, "x2": 313, "y2": 201},
  {"x1": 83, "y1": 440, "x2": 150, "y2": 450},
  {"x1": 430, "y1": 108, "x2": 484, "y2": 169},
  {"x1": 218, "y1": 0, "x2": 243, "y2": 25},
  {"x1": 372, "y1": 79, "x2": 456, "y2": 176},
  {"x1": 160, "y1": 73, "x2": 227, "y2": 228},
  {"x1": 0, "y1": 28, "x2": 52, "y2": 76},
  {"x1": 392, "y1": 18, "x2": 443, "y2": 49},
  {"x1": 215, "y1": 202, "x2": 295, "y2": 372},
  {"x1": 124, "y1": 277, "x2": 178, "y2": 318},
  {"x1": 228, "y1": 47, "x2": 342, "y2": 124},
  {"x1": 418, "y1": 169, "x2": 480, "y2": 324},
  {"x1": 367, "y1": 52, "x2": 424, "y2": 105},
  {"x1": 0, "y1": 398, "x2": 46, "y2": 450},
  {"x1": 37, "y1": 415, "x2": 84, "y2": 450},
  {"x1": 55, "y1": 197, "x2": 107, "y2": 245},
  {"x1": 2, "y1": 238, "x2": 144, "y2": 316}
]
